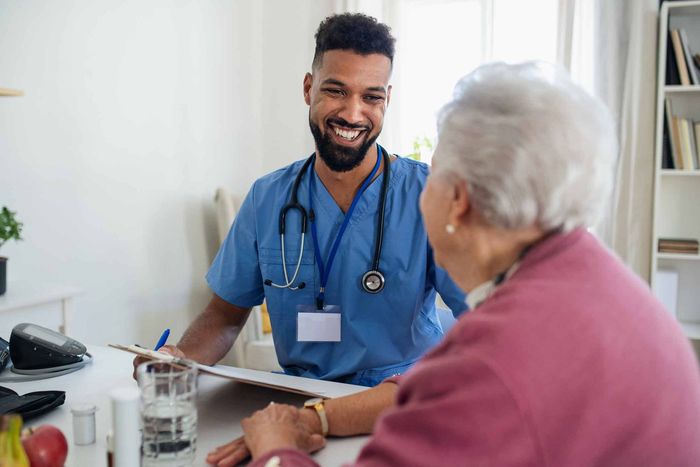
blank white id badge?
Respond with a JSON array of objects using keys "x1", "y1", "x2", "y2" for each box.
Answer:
[{"x1": 297, "y1": 304, "x2": 341, "y2": 342}]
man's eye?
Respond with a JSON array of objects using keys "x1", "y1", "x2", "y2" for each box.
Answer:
[
  {"x1": 365, "y1": 95, "x2": 384, "y2": 102},
  {"x1": 325, "y1": 89, "x2": 344, "y2": 96}
]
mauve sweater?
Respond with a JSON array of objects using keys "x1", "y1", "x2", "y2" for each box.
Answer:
[{"x1": 252, "y1": 229, "x2": 700, "y2": 467}]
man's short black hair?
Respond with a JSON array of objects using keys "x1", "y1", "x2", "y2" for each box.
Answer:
[{"x1": 312, "y1": 13, "x2": 395, "y2": 69}]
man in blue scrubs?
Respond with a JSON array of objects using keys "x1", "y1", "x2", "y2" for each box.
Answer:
[{"x1": 134, "y1": 13, "x2": 465, "y2": 388}]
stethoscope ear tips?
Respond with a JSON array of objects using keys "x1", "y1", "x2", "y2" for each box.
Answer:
[
  {"x1": 298, "y1": 282, "x2": 306, "y2": 289},
  {"x1": 264, "y1": 279, "x2": 272, "y2": 286}
]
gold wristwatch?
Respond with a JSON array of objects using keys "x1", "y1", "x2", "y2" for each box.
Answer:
[{"x1": 303, "y1": 397, "x2": 328, "y2": 436}]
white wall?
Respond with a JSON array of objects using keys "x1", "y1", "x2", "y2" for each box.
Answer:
[
  {"x1": 0, "y1": 0, "x2": 273, "y2": 345},
  {"x1": 258, "y1": 1, "x2": 333, "y2": 171},
  {"x1": 0, "y1": 0, "x2": 341, "y2": 347}
]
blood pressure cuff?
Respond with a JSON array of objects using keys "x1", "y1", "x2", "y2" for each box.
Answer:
[{"x1": 0, "y1": 386, "x2": 65, "y2": 422}]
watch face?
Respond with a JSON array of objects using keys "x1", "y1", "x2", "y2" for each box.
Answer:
[{"x1": 305, "y1": 397, "x2": 323, "y2": 407}]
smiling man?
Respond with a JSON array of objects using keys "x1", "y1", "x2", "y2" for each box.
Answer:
[{"x1": 133, "y1": 14, "x2": 465, "y2": 391}]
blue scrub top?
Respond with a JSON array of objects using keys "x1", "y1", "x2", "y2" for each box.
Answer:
[{"x1": 206, "y1": 152, "x2": 466, "y2": 386}]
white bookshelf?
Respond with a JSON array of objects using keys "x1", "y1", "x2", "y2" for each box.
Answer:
[{"x1": 651, "y1": 1, "x2": 700, "y2": 338}]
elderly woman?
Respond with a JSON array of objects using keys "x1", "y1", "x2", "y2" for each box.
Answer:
[{"x1": 217, "y1": 62, "x2": 700, "y2": 466}]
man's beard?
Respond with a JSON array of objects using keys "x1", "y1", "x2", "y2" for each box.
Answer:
[{"x1": 309, "y1": 117, "x2": 379, "y2": 173}]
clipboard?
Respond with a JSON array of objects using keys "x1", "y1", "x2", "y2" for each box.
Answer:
[{"x1": 109, "y1": 344, "x2": 365, "y2": 399}]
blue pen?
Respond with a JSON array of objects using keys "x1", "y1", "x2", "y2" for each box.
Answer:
[{"x1": 154, "y1": 328, "x2": 170, "y2": 351}]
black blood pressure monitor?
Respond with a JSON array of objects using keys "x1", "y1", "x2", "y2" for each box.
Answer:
[{"x1": 9, "y1": 323, "x2": 87, "y2": 370}]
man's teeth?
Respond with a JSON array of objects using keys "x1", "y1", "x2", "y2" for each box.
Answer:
[{"x1": 334, "y1": 127, "x2": 361, "y2": 141}]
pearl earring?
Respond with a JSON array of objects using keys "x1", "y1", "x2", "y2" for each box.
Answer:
[{"x1": 445, "y1": 224, "x2": 456, "y2": 234}]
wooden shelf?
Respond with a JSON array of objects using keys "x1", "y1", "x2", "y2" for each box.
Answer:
[{"x1": 0, "y1": 88, "x2": 24, "y2": 97}]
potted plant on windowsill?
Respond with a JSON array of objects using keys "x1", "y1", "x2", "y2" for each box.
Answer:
[
  {"x1": 0, "y1": 206, "x2": 23, "y2": 296},
  {"x1": 408, "y1": 136, "x2": 435, "y2": 162}
]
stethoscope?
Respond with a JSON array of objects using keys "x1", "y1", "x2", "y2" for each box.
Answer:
[{"x1": 264, "y1": 144, "x2": 390, "y2": 300}]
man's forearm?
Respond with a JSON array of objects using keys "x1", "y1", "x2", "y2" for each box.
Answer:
[
  {"x1": 302, "y1": 381, "x2": 398, "y2": 437},
  {"x1": 177, "y1": 295, "x2": 251, "y2": 365}
]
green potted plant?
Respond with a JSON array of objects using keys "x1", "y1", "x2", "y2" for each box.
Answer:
[
  {"x1": 0, "y1": 206, "x2": 23, "y2": 296},
  {"x1": 408, "y1": 136, "x2": 435, "y2": 162}
]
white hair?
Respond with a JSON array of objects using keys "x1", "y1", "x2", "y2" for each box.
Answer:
[{"x1": 434, "y1": 61, "x2": 617, "y2": 232}]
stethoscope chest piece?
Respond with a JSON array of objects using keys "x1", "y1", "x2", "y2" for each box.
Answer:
[{"x1": 362, "y1": 270, "x2": 385, "y2": 294}]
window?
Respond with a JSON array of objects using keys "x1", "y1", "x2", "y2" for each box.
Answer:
[{"x1": 380, "y1": 0, "x2": 560, "y2": 161}]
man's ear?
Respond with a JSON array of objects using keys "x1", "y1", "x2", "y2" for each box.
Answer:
[
  {"x1": 303, "y1": 73, "x2": 313, "y2": 106},
  {"x1": 386, "y1": 84, "x2": 392, "y2": 108},
  {"x1": 448, "y1": 179, "x2": 471, "y2": 227}
]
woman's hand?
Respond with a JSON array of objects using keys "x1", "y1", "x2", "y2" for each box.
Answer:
[
  {"x1": 206, "y1": 436, "x2": 249, "y2": 467},
  {"x1": 207, "y1": 405, "x2": 323, "y2": 466},
  {"x1": 243, "y1": 403, "x2": 326, "y2": 460}
]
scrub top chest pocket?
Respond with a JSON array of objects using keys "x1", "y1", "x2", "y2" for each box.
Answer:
[
  {"x1": 259, "y1": 247, "x2": 316, "y2": 308},
  {"x1": 259, "y1": 248, "x2": 342, "y2": 343}
]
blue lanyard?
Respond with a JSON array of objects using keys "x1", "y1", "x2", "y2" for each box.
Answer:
[{"x1": 309, "y1": 148, "x2": 382, "y2": 309}]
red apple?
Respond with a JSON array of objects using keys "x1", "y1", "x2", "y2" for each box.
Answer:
[{"x1": 21, "y1": 425, "x2": 68, "y2": 467}]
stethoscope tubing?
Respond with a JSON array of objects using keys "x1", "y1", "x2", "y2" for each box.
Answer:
[
  {"x1": 309, "y1": 148, "x2": 381, "y2": 292},
  {"x1": 265, "y1": 145, "x2": 390, "y2": 295},
  {"x1": 267, "y1": 232, "x2": 306, "y2": 290},
  {"x1": 372, "y1": 149, "x2": 390, "y2": 271}
]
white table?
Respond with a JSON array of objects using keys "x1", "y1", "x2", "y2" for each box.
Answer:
[
  {"x1": 1, "y1": 346, "x2": 368, "y2": 466},
  {"x1": 0, "y1": 282, "x2": 82, "y2": 335}
]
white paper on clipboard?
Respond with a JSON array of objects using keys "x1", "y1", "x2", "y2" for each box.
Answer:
[{"x1": 109, "y1": 343, "x2": 365, "y2": 399}]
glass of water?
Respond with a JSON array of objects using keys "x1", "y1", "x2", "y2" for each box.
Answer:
[{"x1": 136, "y1": 359, "x2": 198, "y2": 467}]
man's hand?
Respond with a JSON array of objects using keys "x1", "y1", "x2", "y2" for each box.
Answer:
[
  {"x1": 206, "y1": 406, "x2": 322, "y2": 466},
  {"x1": 243, "y1": 403, "x2": 326, "y2": 460},
  {"x1": 131, "y1": 344, "x2": 185, "y2": 380}
]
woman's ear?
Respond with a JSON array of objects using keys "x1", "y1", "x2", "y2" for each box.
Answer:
[{"x1": 448, "y1": 180, "x2": 471, "y2": 227}]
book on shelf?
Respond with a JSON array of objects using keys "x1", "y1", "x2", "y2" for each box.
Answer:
[
  {"x1": 695, "y1": 122, "x2": 700, "y2": 166},
  {"x1": 659, "y1": 238, "x2": 698, "y2": 247},
  {"x1": 666, "y1": 35, "x2": 681, "y2": 85},
  {"x1": 662, "y1": 115, "x2": 674, "y2": 169},
  {"x1": 665, "y1": 98, "x2": 699, "y2": 170},
  {"x1": 658, "y1": 238, "x2": 699, "y2": 255},
  {"x1": 679, "y1": 118, "x2": 696, "y2": 170},
  {"x1": 671, "y1": 116, "x2": 684, "y2": 169},
  {"x1": 671, "y1": 29, "x2": 692, "y2": 85},
  {"x1": 694, "y1": 53, "x2": 700, "y2": 72},
  {"x1": 680, "y1": 29, "x2": 699, "y2": 85},
  {"x1": 665, "y1": 99, "x2": 680, "y2": 169},
  {"x1": 692, "y1": 120, "x2": 700, "y2": 170}
]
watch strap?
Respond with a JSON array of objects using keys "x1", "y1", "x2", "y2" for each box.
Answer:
[{"x1": 305, "y1": 398, "x2": 328, "y2": 436}]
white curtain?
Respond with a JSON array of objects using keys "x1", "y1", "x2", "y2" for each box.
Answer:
[
  {"x1": 559, "y1": 0, "x2": 658, "y2": 282},
  {"x1": 557, "y1": 0, "x2": 576, "y2": 70}
]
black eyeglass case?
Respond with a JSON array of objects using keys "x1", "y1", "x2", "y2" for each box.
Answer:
[{"x1": 0, "y1": 386, "x2": 66, "y2": 422}]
